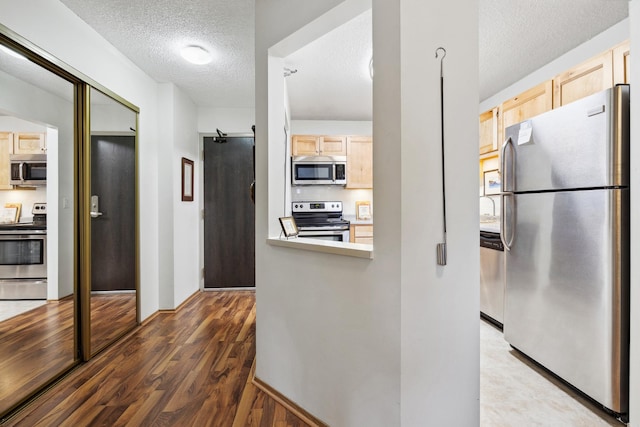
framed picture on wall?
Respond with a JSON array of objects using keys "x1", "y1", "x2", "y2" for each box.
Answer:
[
  {"x1": 356, "y1": 201, "x2": 372, "y2": 220},
  {"x1": 483, "y1": 169, "x2": 501, "y2": 195},
  {"x1": 182, "y1": 157, "x2": 194, "y2": 201}
]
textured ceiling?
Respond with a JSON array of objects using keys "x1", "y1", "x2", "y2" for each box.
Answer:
[
  {"x1": 19, "y1": 1, "x2": 630, "y2": 120},
  {"x1": 480, "y1": 0, "x2": 628, "y2": 101},
  {"x1": 284, "y1": 9, "x2": 372, "y2": 121},
  {"x1": 60, "y1": 0, "x2": 254, "y2": 109}
]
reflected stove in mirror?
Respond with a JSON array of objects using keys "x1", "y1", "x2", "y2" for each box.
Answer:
[{"x1": 0, "y1": 202, "x2": 47, "y2": 300}]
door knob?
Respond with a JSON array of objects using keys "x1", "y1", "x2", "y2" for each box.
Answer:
[{"x1": 91, "y1": 195, "x2": 103, "y2": 218}]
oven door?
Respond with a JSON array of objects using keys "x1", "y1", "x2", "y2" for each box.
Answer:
[{"x1": 0, "y1": 231, "x2": 47, "y2": 279}]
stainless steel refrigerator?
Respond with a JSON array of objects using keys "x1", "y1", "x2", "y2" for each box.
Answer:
[{"x1": 501, "y1": 85, "x2": 630, "y2": 415}]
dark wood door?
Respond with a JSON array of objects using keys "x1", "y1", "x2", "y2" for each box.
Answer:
[
  {"x1": 204, "y1": 136, "x2": 255, "y2": 288},
  {"x1": 90, "y1": 135, "x2": 136, "y2": 291}
]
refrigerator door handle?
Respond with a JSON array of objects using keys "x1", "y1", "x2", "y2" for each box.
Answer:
[
  {"x1": 501, "y1": 136, "x2": 514, "y2": 193},
  {"x1": 500, "y1": 192, "x2": 514, "y2": 251},
  {"x1": 500, "y1": 137, "x2": 515, "y2": 251}
]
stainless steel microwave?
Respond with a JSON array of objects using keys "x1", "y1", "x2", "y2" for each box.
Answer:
[
  {"x1": 10, "y1": 154, "x2": 47, "y2": 186},
  {"x1": 291, "y1": 156, "x2": 347, "y2": 186}
]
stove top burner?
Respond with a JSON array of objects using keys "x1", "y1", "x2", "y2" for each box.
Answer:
[{"x1": 292, "y1": 201, "x2": 349, "y2": 230}]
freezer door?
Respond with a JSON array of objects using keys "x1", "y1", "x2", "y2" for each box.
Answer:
[
  {"x1": 503, "y1": 188, "x2": 629, "y2": 413},
  {"x1": 502, "y1": 85, "x2": 629, "y2": 192}
]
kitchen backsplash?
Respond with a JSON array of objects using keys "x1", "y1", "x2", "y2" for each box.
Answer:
[
  {"x1": 0, "y1": 187, "x2": 47, "y2": 222},
  {"x1": 480, "y1": 194, "x2": 500, "y2": 218}
]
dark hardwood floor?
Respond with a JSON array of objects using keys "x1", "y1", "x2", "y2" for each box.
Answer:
[
  {"x1": 3, "y1": 291, "x2": 310, "y2": 427},
  {"x1": 90, "y1": 292, "x2": 137, "y2": 354},
  {"x1": 0, "y1": 297, "x2": 75, "y2": 417}
]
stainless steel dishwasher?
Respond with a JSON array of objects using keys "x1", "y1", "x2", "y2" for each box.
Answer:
[{"x1": 480, "y1": 231, "x2": 504, "y2": 327}]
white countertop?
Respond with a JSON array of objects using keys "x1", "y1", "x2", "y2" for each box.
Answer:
[
  {"x1": 343, "y1": 215, "x2": 373, "y2": 225},
  {"x1": 267, "y1": 236, "x2": 373, "y2": 259},
  {"x1": 480, "y1": 218, "x2": 500, "y2": 233}
]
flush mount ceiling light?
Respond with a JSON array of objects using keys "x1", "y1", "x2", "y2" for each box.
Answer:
[
  {"x1": 180, "y1": 45, "x2": 212, "y2": 65},
  {"x1": 0, "y1": 45, "x2": 27, "y2": 61}
]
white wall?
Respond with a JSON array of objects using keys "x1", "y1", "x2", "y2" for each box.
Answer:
[
  {"x1": 157, "y1": 84, "x2": 175, "y2": 309},
  {"x1": 291, "y1": 120, "x2": 372, "y2": 135},
  {"x1": 156, "y1": 83, "x2": 199, "y2": 309},
  {"x1": 171, "y1": 85, "x2": 199, "y2": 305},
  {"x1": 480, "y1": 18, "x2": 629, "y2": 111},
  {"x1": 627, "y1": 3, "x2": 639, "y2": 426},
  {"x1": 197, "y1": 107, "x2": 254, "y2": 134},
  {"x1": 399, "y1": 0, "x2": 479, "y2": 423},
  {"x1": 0, "y1": 0, "x2": 161, "y2": 320},
  {"x1": 256, "y1": 1, "x2": 478, "y2": 426}
]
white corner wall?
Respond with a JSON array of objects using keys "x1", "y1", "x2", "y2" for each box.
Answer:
[
  {"x1": 157, "y1": 84, "x2": 176, "y2": 309},
  {"x1": 399, "y1": 0, "x2": 479, "y2": 424},
  {"x1": 157, "y1": 83, "x2": 200, "y2": 309},
  {"x1": 256, "y1": 0, "x2": 478, "y2": 425},
  {"x1": 0, "y1": 0, "x2": 161, "y2": 320},
  {"x1": 172, "y1": 85, "x2": 199, "y2": 306}
]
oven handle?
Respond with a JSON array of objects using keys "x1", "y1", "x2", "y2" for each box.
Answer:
[
  {"x1": 298, "y1": 230, "x2": 346, "y2": 236},
  {"x1": 0, "y1": 230, "x2": 47, "y2": 235},
  {"x1": 19, "y1": 162, "x2": 25, "y2": 181}
]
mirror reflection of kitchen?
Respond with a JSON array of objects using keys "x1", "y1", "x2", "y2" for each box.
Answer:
[{"x1": 0, "y1": 41, "x2": 76, "y2": 417}]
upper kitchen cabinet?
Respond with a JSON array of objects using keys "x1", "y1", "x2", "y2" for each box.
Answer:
[
  {"x1": 479, "y1": 107, "x2": 499, "y2": 155},
  {"x1": 320, "y1": 135, "x2": 347, "y2": 156},
  {"x1": 0, "y1": 132, "x2": 14, "y2": 190},
  {"x1": 501, "y1": 80, "x2": 553, "y2": 135},
  {"x1": 346, "y1": 136, "x2": 373, "y2": 189},
  {"x1": 553, "y1": 51, "x2": 613, "y2": 107},
  {"x1": 13, "y1": 132, "x2": 46, "y2": 154},
  {"x1": 291, "y1": 134, "x2": 347, "y2": 156},
  {"x1": 613, "y1": 40, "x2": 630, "y2": 85}
]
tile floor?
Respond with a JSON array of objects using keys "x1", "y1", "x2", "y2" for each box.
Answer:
[
  {"x1": 0, "y1": 300, "x2": 46, "y2": 322},
  {"x1": 481, "y1": 319, "x2": 625, "y2": 426}
]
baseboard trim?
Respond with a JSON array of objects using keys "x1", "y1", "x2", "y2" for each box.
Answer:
[
  {"x1": 158, "y1": 289, "x2": 201, "y2": 313},
  {"x1": 252, "y1": 373, "x2": 329, "y2": 427},
  {"x1": 140, "y1": 310, "x2": 160, "y2": 326}
]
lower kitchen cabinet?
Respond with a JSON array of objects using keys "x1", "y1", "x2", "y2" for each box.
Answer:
[{"x1": 350, "y1": 224, "x2": 373, "y2": 244}]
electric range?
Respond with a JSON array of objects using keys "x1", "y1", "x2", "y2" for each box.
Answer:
[{"x1": 292, "y1": 201, "x2": 350, "y2": 242}]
